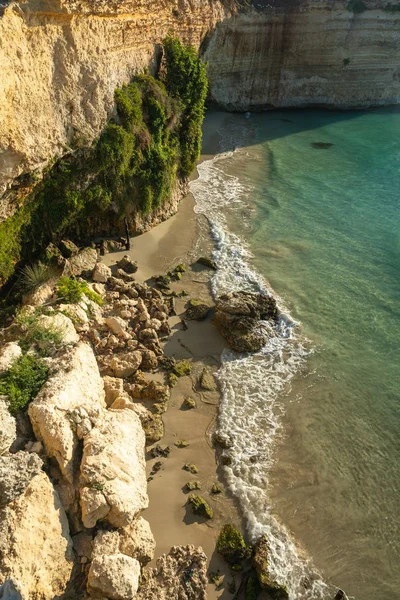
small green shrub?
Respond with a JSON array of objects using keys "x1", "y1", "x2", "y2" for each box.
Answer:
[
  {"x1": 15, "y1": 309, "x2": 64, "y2": 356},
  {"x1": 56, "y1": 277, "x2": 103, "y2": 305},
  {"x1": 0, "y1": 354, "x2": 49, "y2": 413},
  {"x1": 346, "y1": 0, "x2": 367, "y2": 12},
  {"x1": 18, "y1": 263, "x2": 52, "y2": 293}
]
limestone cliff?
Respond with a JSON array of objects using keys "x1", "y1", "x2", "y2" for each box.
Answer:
[
  {"x1": 205, "y1": 0, "x2": 400, "y2": 111},
  {"x1": 0, "y1": 0, "x2": 228, "y2": 219}
]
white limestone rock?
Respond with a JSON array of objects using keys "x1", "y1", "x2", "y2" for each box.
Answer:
[
  {"x1": 87, "y1": 554, "x2": 141, "y2": 600},
  {"x1": 0, "y1": 342, "x2": 21, "y2": 375},
  {"x1": 103, "y1": 376, "x2": 124, "y2": 407},
  {"x1": 36, "y1": 312, "x2": 79, "y2": 344},
  {"x1": 119, "y1": 517, "x2": 155, "y2": 565},
  {"x1": 93, "y1": 262, "x2": 111, "y2": 283},
  {"x1": 0, "y1": 471, "x2": 74, "y2": 599},
  {"x1": 28, "y1": 342, "x2": 106, "y2": 482},
  {"x1": 0, "y1": 398, "x2": 16, "y2": 456},
  {"x1": 80, "y1": 408, "x2": 148, "y2": 528},
  {"x1": 110, "y1": 351, "x2": 142, "y2": 378},
  {"x1": 106, "y1": 316, "x2": 130, "y2": 339}
]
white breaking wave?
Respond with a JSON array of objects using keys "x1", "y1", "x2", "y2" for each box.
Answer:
[{"x1": 190, "y1": 126, "x2": 332, "y2": 599}]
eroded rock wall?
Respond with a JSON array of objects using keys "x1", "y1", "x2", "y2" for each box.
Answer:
[
  {"x1": 205, "y1": 1, "x2": 400, "y2": 111},
  {"x1": 0, "y1": 0, "x2": 228, "y2": 218}
]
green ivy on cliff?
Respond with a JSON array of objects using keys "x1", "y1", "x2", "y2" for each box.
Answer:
[{"x1": 0, "y1": 37, "x2": 208, "y2": 285}]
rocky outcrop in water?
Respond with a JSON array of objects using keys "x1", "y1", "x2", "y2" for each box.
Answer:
[{"x1": 214, "y1": 290, "x2": 278, "y2": 352}]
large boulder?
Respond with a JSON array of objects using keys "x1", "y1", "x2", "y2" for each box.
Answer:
[
  {"x1": 185, "y1": 299, "x2": 211, "y2": 321},
  {"x1": 0, "y1": 399, "x2": 16, "y2": 456},
  {"x1": 253, "y1": 535, "x2": 289, "y2": 599},
  {"x1": 119, "y1": 517, "x2": 156, "y2": 565},
  {"x1": 0, "y1": 342, "x2": 21, "y2": 375},
  {"x1": 136, "y1": 545, "x2": 208, "y2": 600},
  {"x1": 28, "y1": 342, "x2": 106, "y2": 482},
  {"x1": 92, "y1": 262, "x2": 112, "y2": 283},
  {"x1": 58, "y1": 239, "x2": 79, "y2": 258},
  {"x1": 36, "y1": 312, "x2": 79, "y2": 344},
  {"x1": 62, "y1": 247, "x2": 98, "y2": 278},
  {"x1": 80, "y1": 408, "x2": 148, "y2": 528},
  {"x1": 214, "y1": 291, "x2": 278, "y2": 352},
  {"x1": 0, "y1": 470, "x2": 73, "y2": 599},
  {"x1": 116, "y1": 255, "x2": 138, "y2": 274},
  {"x1": 0, "y1": 452, "x2": 43, "y2": 507},
  {"x1": 87, "y1": 530, "x2": 141, "y2": 600}
]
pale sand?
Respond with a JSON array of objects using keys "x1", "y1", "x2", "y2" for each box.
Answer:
[{"x1": 103, "y1": 114, "x2": 244, "y2": 598}]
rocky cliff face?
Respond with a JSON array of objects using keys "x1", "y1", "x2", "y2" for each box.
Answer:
[
  {"x1": 0, "y1": 0, "x2": 228, "y2": 219},
  {"x1": 205, "y1": 1, "x2": 400, "y2": 111}
]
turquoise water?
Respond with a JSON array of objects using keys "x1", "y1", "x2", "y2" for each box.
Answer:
[{"x1": 192, "y1": 109, "x2": 400, "y2": 599}]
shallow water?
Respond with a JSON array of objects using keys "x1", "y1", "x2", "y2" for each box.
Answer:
[{"x1": 190, "y1": 109, "x2": 400, "y2": 600}]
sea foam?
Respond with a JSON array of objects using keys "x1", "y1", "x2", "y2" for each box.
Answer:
[{"x1": 190, "y1": 124, "x2": 332, "y2": 599}]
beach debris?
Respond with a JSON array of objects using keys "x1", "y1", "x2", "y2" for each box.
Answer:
[
  {"x1": 175, "y1": 439, "x2": 189, "y2": 448},
  {"x1": 196, "y1": 256, "x2": 217, "y2": 270},
  {"x1": 253, "y1": 535, "x2": 289, "y2": 598},
  {"x1": 116, "y1": 255, "x2": 138, "y2": 274},
  {"x1": 214, "y1": 291, "x2": 278, "y2": 352},
  {"x1": 185, "y1": 481, "x2": 201, "y2": 491},
  {"x1": 185, "y1": 298, "x2": 211, "y2": 321},
  {"x1": 183, "y1": 463, "x2": 198, "y2": 474},
  {"x1": 200, "y1": 367, "x2": 217, "y2": 391},
  {"x1": 188, "y1": 494, "x2": 213, "y2": 519},
  {"x1": 211, "y1": 483, "x2": 223, "y2": 494},
  {"x1": 182, "y1": 397, "x2": 196, "y2": 410}
]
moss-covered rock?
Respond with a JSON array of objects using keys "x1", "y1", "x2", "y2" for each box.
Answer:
[
  {"x1": 183, "y1": 463, "x2": 198, "y2": 474},
  {"x1": 186, "y1": 298, "x2": 211, "y2": 321},
  {"x1": 175, "y1": 439, "x2": 189, "y2": 448},
  {"x1": 172, "y1": 360, "x2": 192, "y2": 377},
  {"x1": 209, "y1": 570, "x2": 222, "y2": 586},
  {"x1": 196, "y1": 256, "x2": 217, "y2": 270},
  {"x1": 253, "y1": 536, "x2": 289, "y2": 599},
  {"x1": 245, "y1": 574, "x2": 261, "y2": 600},
  {"x1": 216, "y1": 524, "x2": 250, "y2": 564},
  {"x1": 142, "y1": 413, "x2": 164, "y2": 443},
  {"x1": 188, "y1": 494, "x2": 213, "y2": 519},
  {"x1": 211, "y1": 483, "x2": 223, "y2": 494},
  {"x1": 185, "y1": 480, "x2": 201, "y2": 491},
  {"x1": 182, "y1": 397, "x2": 196, "y2": 410},
  {"x1": 167, "y1": 372, "x2": 178, "y2": 388}
]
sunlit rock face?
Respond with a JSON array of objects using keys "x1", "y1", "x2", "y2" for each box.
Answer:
[{"x1": 0, "y1": 0, "x2": 228, "y2": 217}]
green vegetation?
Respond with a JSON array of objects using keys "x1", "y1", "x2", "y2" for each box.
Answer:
[
  {"x1": 346, "y1": 0, "x2": 367, "y2": 12},
  {"x1": 245, "y1": 575, "x2": 261, "y2": 600},
  {"x1": 217, "y1": 524, "x2": 252, "y2": 564},
  {"x1": 15, "y1": 308, "x2": 64, "y2": 356},
  {"x1": 56, "y1": 277, "x2": 103, "y2": 305},
  {"x1": 0, "y1": 37, "x2": 208, "y2": 285},
  {"x1": 0, "y1": 354, "x2": 49, "y2": 413},
  {"x1": 188, "y1": 494, "x2": 214, "y2": 519},
  {"x1": 172, "y1": 360, "x2": 192, "y2": 377},
  {"x1": 18, "y1": 262, "x2": 52, "y2": 294}
]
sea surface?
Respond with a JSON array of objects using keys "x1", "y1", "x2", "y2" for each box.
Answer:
[{"x1": 190, "y1": 109, "x2": 400, "y2": 600}]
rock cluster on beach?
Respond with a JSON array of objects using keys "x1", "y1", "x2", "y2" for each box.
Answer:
[{"x1": 0, "y1": 251, "x2": 211, "y2": 600}]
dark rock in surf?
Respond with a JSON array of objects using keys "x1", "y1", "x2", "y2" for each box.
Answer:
[{"x1": 214, "y1": 291, "x2": 278, "y2": 352}]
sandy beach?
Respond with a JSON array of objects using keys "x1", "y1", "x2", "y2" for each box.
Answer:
[{"x1": 103, "y1": 120, "x2": 245, "y2": 599}]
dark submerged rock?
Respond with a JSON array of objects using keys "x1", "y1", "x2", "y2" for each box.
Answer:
[{"x1": 253, "y1": 535, "x2": 289, "y2": 599}]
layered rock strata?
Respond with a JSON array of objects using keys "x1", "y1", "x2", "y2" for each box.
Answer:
[{"x1": 205, "y1": 2, "x2": 400, "y2": 111}]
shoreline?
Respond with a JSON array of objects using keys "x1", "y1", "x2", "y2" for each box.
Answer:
[{"x1": 103, "y1": 117, "x2": 246, "y2": 599}]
